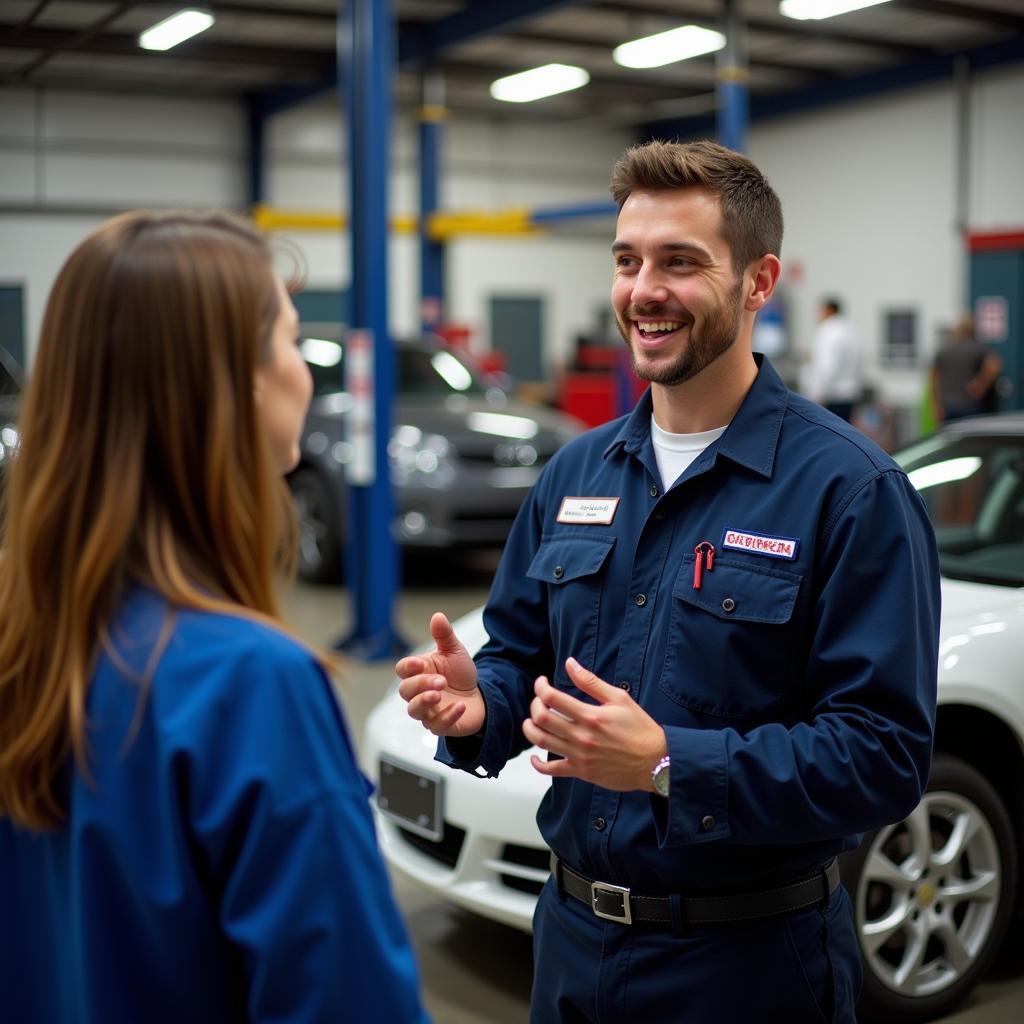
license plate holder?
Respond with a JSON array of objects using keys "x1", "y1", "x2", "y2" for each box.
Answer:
[{"x1": 377, "y1": 756, "x2": 444, "y2": 841}]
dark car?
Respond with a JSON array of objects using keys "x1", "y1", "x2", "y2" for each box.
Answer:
[
  {"x1": 0, "y1": 346, "x2": 21, "y2": 488},
  {"x1": 289, "y1": 332, "x2": 583, "y2": 582}
]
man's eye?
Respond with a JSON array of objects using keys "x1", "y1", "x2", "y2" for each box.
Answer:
[{"x1": 616, "y1": 256, "x2": 637, "y2": 268}]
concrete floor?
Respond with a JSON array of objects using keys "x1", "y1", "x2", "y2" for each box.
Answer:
[{"x1": 281, "y1": 554, "x2": 1024, "y2": 1024}]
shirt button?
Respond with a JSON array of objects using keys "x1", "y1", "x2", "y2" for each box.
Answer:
[
  {"x1": 618, "y1": 681, "x2": 631, "y2": 694},
  {"x1": 594, "y1": 817, "x2": 607, "y2": 832},
  {"x1": 701, "y1": 815, "x2": 716, "y2": 832},
  {"x1": 649, "y1": 485, "x2": 659, "y2": 497},
  {"x1": 721, "y1": 597, "x2": 736, "y2": 612},
  {"x1": 634, "y1": 593, "x2": 647, "y2": 607},
  {"x1": 553, "y1": 565, "x2": 564, "y2": 579}
]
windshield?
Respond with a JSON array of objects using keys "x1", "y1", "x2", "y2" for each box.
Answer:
[
  {"x1": 0, "y1": 346, "x2": 20, "y2": 397},
  {"x1": 897, "y1": 432, "x2": 1024, "y2": 587},
  {"x1": 300, "y1": 338, "x2": 486, "y2": 398}
]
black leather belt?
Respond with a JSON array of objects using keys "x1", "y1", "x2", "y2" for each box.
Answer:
[{"x1": 550, "y1": 854, "x2": 839, "y2": 926}]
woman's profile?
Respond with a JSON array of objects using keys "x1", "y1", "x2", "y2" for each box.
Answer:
[{"x1": 0, "y1": 211, "x2": 430, "y2": 1023}]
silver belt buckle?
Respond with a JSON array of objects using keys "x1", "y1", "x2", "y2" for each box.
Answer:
[{"x1": 591, "y1": 880, "x2": 632, "y2": 924}]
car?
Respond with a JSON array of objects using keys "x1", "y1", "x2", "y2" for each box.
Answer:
[
  {"x1": 290, "y1": 332, "x2": 583, "y2": 582},
  {"x1": 362, "y1": 412, "x2": 1024, "y2": 1023},
  {"x1": 0, "y1": 345, "x2": 22, "y2": 489}
]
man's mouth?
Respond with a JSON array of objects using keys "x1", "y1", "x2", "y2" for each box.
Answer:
[{"x1": 633, "y1": 319, "x2": 686, "y2": 341}]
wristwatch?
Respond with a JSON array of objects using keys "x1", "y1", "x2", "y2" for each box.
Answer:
[{"x1": 651, "y1": 754, "x2": 670, "y2": 798}]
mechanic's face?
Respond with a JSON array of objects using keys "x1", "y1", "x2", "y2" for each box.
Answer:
[{"x1": 612, "y1": 187, "x2": 744, "y2": 387}]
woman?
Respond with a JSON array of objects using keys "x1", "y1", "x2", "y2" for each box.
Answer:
[{"x1": 0, "y1": 212, "x2": 430, "y2": 1023}]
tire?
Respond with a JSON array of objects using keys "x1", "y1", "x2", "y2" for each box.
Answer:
[
  {"x1": 288, "y1": 467, "x2": 343, "y2": 583},
  {"x1": 840, "y1": 752, "x2": 1018, "y2": 1022}
]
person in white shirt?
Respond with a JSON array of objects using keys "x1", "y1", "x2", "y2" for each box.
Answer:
[{"x1": 806, "y1": 297, "x2": 862, "y2": 422}]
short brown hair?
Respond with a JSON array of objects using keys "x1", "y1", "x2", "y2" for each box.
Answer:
[{"x1": 609, "y1": 139, "x2": 783, "y2": 273}]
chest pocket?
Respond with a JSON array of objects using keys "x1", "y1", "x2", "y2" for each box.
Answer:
[
  {"x1": 657, "y1": 556, "x2": 804, "y2": 723},
  {"x1": 527, "y1": 534, "x2": 615, "y2": 687}
]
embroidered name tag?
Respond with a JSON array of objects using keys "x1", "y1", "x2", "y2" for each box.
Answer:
[
  {"x1": 721, "y1": 528, "x2": 799, "y2": 560},
  {"x1": 557, "y1": 496, "x2": 620, "y2": 525}
]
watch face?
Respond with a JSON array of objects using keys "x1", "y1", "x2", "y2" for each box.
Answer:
[{"x1": 653, "y1": 762, "x2": 670, "y2": 797}]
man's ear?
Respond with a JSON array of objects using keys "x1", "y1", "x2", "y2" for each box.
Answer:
[{"x1": 744, "y1": 254, "x2": 782, "y2": 312}]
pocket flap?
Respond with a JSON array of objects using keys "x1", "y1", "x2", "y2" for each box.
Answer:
[
  {"x1": 674, "y1": 557, "x2": 801, "y2": 624},
  {"x1": 527, "y1": 534, "x2": 616, "y2": 585}
]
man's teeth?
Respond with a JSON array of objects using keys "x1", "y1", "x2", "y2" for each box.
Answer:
[{"x1": 636, "y1": 321, "x2": 682, "y2": 333}]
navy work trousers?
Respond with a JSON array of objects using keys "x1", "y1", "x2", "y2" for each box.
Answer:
[{"x1": 530, "y1": 877, "x2": 862, "y2": 1023}]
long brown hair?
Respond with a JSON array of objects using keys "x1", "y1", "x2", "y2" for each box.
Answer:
[{"x1": 0, "y1": 210, "x2": 306, "y2": 831}]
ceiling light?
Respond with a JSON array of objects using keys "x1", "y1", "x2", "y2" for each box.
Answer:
[
  {"x1": 613, "y1": 25, "x2": 726, "y2": 69},
  {"x1": 139, "y1": 9, "x2": 215, "y2": 51},
  {"x1": 490, "y1": 64, "x2": 590, "y2": 103},
  {"x1": 779, "y1": 0, "x2": 892, "y2": 20}
]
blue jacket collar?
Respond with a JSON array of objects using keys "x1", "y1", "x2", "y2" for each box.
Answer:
[{"x1": 604, "y1": 353, "x2": 789, "y2": 480}]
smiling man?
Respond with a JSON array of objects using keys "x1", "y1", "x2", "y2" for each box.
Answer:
[{"x1": 396, "y1": 140, "x2": 941, "y2": 1023}]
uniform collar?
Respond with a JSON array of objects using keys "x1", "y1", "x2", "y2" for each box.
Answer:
[{"x1": 604, "y1": 353, "x2": 788, "y2": 480}]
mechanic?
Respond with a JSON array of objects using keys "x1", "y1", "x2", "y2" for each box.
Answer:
[{"x1": 396, "y1": 140, "x2": 940, "y2": 1023}]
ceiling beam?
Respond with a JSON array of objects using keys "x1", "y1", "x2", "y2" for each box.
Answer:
[
  {"x1": 1, "y1": 27, "x2": 335, "y2": 76},
  {"x1": 398, "y1": 0, "x2": 589, "y2": 64},
  {"x1": 897, "y1": 0, "x2": 1024, "y2": 33}
]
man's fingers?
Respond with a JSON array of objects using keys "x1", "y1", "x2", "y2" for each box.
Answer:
[
  {"x1": 397, "y1": 674, "x2": 445, "y2": 704},
  {"x1": 564, "y1": 656, "x2": 619, "y2": 703},
  {"x1": 394, "y1": 655, "x2": 425, "y2": 679},
  {"x1": 533, "y1": 675, "x2": 587, "y2": 722},
  {"x1": 529, "y1": 753, "x2": 573, "y2": 778},
  {"x1": 522, "y1": 717, "x2": 572, "y2": 757},
  {"x1": 529, "y1": 692, "x2": 576, "y2": 740},
  {"x1": 429, "y1": 611, "x2": 462, "y2": 655}
]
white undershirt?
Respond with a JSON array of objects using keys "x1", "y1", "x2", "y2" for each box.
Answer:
[{"x1": 650, "y1": 415, "x2": 728, "y2": 490}]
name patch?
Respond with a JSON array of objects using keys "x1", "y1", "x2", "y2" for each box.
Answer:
[
  {"x1": 721, "y1": 528, "x2": 799, "y2": 561},
  {"x1": 557, "y1": 496, "x2": 619, "y2": 525}
]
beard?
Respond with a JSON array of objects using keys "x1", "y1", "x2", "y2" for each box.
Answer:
[{"x1": 616, "y1": 278, "x2": 743, "y2": 386}]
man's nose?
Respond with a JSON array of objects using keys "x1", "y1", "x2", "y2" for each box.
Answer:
[{"x1": 630, "y1": 263, "x2": 670, "y2": 305}]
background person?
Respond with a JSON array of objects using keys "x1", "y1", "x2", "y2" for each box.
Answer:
[
  {"x1": 0, "y1": 211, "x2": 430, "y2": 1024},
  {"x1": 805, "y1": 296, "x2": 863, "y2": 421},
  {"x1": 931, "y1": 311, "x2": 1003, "y2": 423},
  {"x1": 396, "y1": 141, "x2": 940, "y2": 1024}
]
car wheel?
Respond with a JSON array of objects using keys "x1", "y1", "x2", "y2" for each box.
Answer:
[
  {"x1": 289, "y1": 467, "x2": 343, "y2": 583},
  {"x1": 840, "y1": 752, "x2": 1018, "y2": 1022}
]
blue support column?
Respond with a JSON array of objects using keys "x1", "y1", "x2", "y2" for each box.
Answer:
[
  {"x1": 419, "y1": 70, "x2": 445, "y2": 334},
  {"x1": 246, "y1": 96, "x2": 266, "y2": 207},
  {"x1": 716, "y1": 0, "x2": 749, "y2": 153},
  {"x1": 338, "y1": 0, "x2": 405, "y2": 658}
]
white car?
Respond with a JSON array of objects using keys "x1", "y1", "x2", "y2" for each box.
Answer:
[{"x1": 363, "y1": 414, "x2": 1024, "y2": 1023}]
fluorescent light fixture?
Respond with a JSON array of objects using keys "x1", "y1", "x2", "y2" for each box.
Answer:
[
  {"x1": 139, "y1": 9, "x2": 214, "y2": 51},
  {"x1": 779, "y1": 0, "x2": 892, "y2": 20},
  {"x1": 430, "y1": 350, "x2": 474, "y2": 391},
  {"x1": 613, "y1": 25, "x2": 726, "y2": 69},
  {"x1": 467, "y1": 412, "x2": 539, "y2": 439},
  {"x1": 490, "y1": 64, "x2": 590, "y2": 103}
]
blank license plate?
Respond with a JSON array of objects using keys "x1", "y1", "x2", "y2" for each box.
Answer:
[{"x1": 377, "y1": 757, "x2": 443, "y2": 841}]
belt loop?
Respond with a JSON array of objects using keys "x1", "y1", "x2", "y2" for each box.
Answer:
[
  {"x1": 549, "y1": 853, "x2": 564, "y2": 899},
  {"x1": 818, "y1": 859, "x2": 833, "y2": 909},
  {"x1": 669, "y1": 892, "x2": 687, "y2": 937}
]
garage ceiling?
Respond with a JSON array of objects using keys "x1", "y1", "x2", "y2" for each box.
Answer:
[{"x1": 1, "y1": 0, "x2": 1022, "y2": 135}]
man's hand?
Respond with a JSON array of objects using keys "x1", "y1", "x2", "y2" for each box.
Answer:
[
  {"x1": 522, "y1": 657, "x2": 667, "y2": 792},
  {"x1": 395, "y1": 612, "x2": 486, "y2": 737}
]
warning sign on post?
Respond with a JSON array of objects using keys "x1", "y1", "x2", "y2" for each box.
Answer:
[
  {"x1": 975, "y1": 296, "x2": 1009, "y2": 343},
  {"x1": 345, "y1": 329, "x2": 375, "y2": 485}
]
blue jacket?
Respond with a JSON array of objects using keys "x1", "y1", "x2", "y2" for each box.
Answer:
[
  {"x1": 441, "y1": 356, "x2": 940, "y2": 894},
  {"x1": 1, "y1": 588, "x2": 430, "y2": 1023}
]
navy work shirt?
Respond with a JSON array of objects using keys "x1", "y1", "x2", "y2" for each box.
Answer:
[{"x1": 439, "y1": 356, "x2": 940, "y2": 895}]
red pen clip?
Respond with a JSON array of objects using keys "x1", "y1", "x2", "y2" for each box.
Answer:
[{"x1": 693, "y1": 541, "x2": 715, "y2": 590}]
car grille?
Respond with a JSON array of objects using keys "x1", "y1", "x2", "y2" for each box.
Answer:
[
  {"x1": 497, "y1": 842, "x2": 550, "y2": 896},
  {"x1": 397, "y1": 822, "x2": 466, "y2": 869}
]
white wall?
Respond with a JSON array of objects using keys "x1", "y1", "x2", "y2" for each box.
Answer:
[{"x1": 1, "y1": 61, "x2": 1022, "y2": 416}]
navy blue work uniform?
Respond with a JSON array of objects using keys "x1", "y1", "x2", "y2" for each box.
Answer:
[
  {"x1": 0, "y1": 587, "x2": 430, "y2": 1024},
  {"x1": 440, "y1": 356, "x2": 940, "y2": 1023}
]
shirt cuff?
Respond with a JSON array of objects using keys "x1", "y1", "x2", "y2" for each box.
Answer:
[{"x1": 652, "y1": 726, "x2": 731, "y2": 847}]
